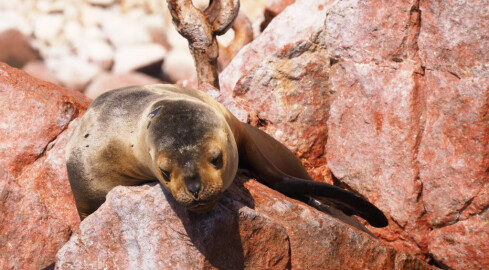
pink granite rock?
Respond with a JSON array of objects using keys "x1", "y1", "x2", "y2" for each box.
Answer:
[
  {"x1": 217, "y1": 0, "x2": 334, "y2": 181},
  {"x1": 0, "y1": 62, "x2": 91, "y2": 177},
  {"x1": 55, "y1": 177, "x2": 431, "y2": 270},
  {"x1": 219, "y1": 0, "x2": 331, "y2": 98},
  {"x1": 0, "y1": 63, "x2": 89, "y2": 269},
  {"x1": 217, "y1": 0, "x2": 489, "y2": 268},
  {"x1": 323, "y1": 0, "x2": 489, "y2": 268},
  {"x1": 233, "y1": 40, "x2": 331, "y2": 181}
]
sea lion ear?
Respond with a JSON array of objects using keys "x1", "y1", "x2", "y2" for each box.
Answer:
[{"x1": 148, "y1": 107, "x2": 162, "y2": 118}]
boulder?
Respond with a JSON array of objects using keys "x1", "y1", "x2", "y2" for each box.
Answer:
[
  {"x1": 0, "y1": 63, "x2": 89, "y2": 269},
  {"x1": 216, "y1": 0, "x2": 333, "y2": 181},
  {"x1": 219, "y1": 0, "x2": 330, "y2": 97},
  {"x1": 217, "y1": 0, "x2": 489, "y2": 268},
  {"x1": 324, "y1": 0, "x2": 489, "y2": 269},
  {"x1": 100, "y1": 11, "x2": 152, "y2": 47},
  {"x1": 55, "y1": 177, "x2": 431, "y2": 270},
  {"x1": 0, "y1": 28, "x2": 40, "y2": 68},
  {"x1": 112, "y1": 43, "x2": 166, "y2": 73}
]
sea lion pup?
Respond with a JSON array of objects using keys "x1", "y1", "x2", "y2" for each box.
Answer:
[{"x1": 66, "y1": 84, "x2": 388, "y2": 228}]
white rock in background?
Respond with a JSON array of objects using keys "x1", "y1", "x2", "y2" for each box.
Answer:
[
  {"x1": 63, "y1": 2, "x2": 80, "y2": 20},
  {"x1": 76, "y1": 39, "x2": 114, "y2": 70},
  {"x1": 36, "y1": 0, "x2": 65, "y2": 13},
  {"x1": 162, "y1": 49, "x2": 196, "y2": 82},
  {"x1": 101, "y1": 12, "x2": 152, "y2": 47},
  {"x1": 80, "y1": 5, "x2": 107, "y2": 26},
  {"x1": 39, "y1": 43, "x2": 72, "y2": 60},
  {"x1": 46, "y1": 55, "x2": 101, "y2": 91},
  {"x1": 86, "y1": 0, "x2": 117, "y2": 6},
  {"x1": 82, "y1": 25, "x2": 106, "y2": 41},
  {"x1": 166, "y1": 25, "x2": 189, "y2": 50},
  {"x1": 33, "y1": 14, "x2": 64, "y2": 41},
  {"x1": 0, "y1": 11, "x2": 33, "y2": 35},
  {"x1": 121, "y1": 0, "x2": 164, "y2": 13},
  {"x1": 63, "y1": 20, "x2": 83, "y2": 42},
  {"x1": 113, "y1": 43, "x2": 166, "y2": 73}
]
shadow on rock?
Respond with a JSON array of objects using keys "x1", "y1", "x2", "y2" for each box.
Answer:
[{"x1": 162, "y1": 175, "x2": 255, "y2": 270}]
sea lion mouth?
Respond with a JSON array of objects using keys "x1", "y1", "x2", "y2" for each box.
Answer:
[{"x1": 186, "y1": 198, "x2": 219, "y2": 213}]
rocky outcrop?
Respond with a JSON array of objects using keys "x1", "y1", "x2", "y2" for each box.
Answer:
[
  {"x1": 0, "y1": 63, "x2": 89, "y2": 269},
  {"x1": 55, "y1": 177, "x2": 431, "y2": 270},
  {"x1": 216, "y1": 0, "x2": 332, "y2": 181},
  {"x1": 1, "y1": 0, "x2": 487, "y2": 269},
  {"x1": 0, "y1": 61, "x2": 431, "y2": 269},
  {"x1": 216, "y1": 0, "x2": 489, "y2": 269}
]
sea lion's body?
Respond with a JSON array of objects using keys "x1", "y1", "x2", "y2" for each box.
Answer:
[{"x1": 66, "y1": 84, "x2": 387, "y2": 230}]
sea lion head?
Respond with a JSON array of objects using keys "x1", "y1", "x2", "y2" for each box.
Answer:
[{"x1": 146, "y1": 99, "x2": 238, "y2": 212}]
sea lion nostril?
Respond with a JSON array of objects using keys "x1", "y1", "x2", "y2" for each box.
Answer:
[{"x1": 187, "y1": 181, "x2": 201, "y2": 198}]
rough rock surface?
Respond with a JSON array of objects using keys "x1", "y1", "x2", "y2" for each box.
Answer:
[
  {"x1": 219, "y1": 0, "x2": 329, "y2": 98},
  {"x1": 56, "y1": 177, "x2": 431, "y2": 270},
  {"x1": 323, "y1": 0, "x2": 489, "y2": 268},
  {"x1": 0, "y1": 63, "x2": 88, "y2": 269},
  {"x1": 217, "y1": 0, "x2": 489, "y2": 269},
  {"x1": 216, "y1": 0, "x2": 333, "y2": 182}
]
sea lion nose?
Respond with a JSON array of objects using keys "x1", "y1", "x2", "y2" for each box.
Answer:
[
  {"x1": 187, "y1": 181, "x2": 201, "y2": 198},
  {"x1": 183, "y1": 161, "x2": 201, "y2": 198}
]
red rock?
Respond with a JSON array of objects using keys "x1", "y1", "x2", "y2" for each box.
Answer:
[
  {"x1": 418, "y1": 0, "x2": 489, "y2": 78},
  {"x1": 233, "y1": 40, "x2": 331, "y2": 181},
  {"x1": 55, "y1": 178, "x2": 291, "y2": 270},
  {"x1": 55, "y1": 177, "x2": 431, "y2": 270},
  {"x1": 217, "y1": 0, "x2": 334, "y2": 181},
  {"x1": 324, "y1": 0, "x2": 420, "y2": 63},
  {"x1": 217, "y1": 0, "x2": 489, "y2": 268},
  {"x1": 219, "y1": 0, "x2": 331, "y2": 98},
  {"x1": 0, "y1": 29, "x2": 41, "y2": 68},
  {"x1": 326, "y1": 60, "x2": 424, "y2": 231},
  {"x1": 258, "y1": 0, "x2": 296, "y2": 32},
  {"x1": 428, "y1": 212, "x2": 489, "y2": 270},
  {"x1": 322, "y1": 0, "x2": 489, "y2": 268},
  {"x1": 0, "y1": 62, "x2": 91, "y2": 177},
  {"x1": 418, "y1": 70, "x2": 489, "y2": 227},
  {"x1": 265, "y1": 0, "x2": 296, "y2": 16},
  {"x1": 0, "y1": 63, "x2": 88, "y2": 269}
]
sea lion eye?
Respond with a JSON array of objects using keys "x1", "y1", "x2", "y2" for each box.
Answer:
[
  {"x1": 161, "y1": 169, "x2": 171, "y2": 182},
  {"x1": 210, "y1": 152, "x2": 223, "y2": 169}
]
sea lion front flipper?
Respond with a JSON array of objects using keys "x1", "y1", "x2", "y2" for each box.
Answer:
[{"x1": 238, "y1": 123, "x2": 388, "y2": 228}]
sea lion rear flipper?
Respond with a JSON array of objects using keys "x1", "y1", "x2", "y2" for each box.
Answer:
[
  {"x1": 238, "y1": 123, "x2": 388, "y2": 228},
  {"x1": 271, "y1": 177, "x2": 388, "y2": 228}
]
